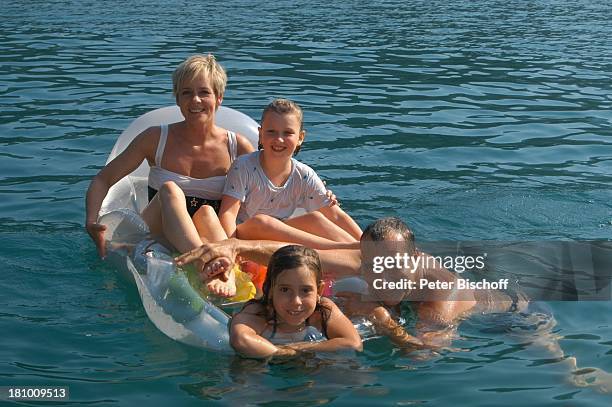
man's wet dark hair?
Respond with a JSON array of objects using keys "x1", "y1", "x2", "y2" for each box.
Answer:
[{"x1": 361, "y1": 217, "x2": 416, "y2": 255}]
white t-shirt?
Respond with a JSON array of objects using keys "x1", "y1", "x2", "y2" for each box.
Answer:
[{"x1": 223, "y1": 151, "x2": 330, "y2": 223}]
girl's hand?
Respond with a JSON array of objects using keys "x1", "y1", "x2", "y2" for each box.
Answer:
[
  {"x1": 86, "y1": 222, "x2": 107, "y2": 258},
  {"x1": 270, "y1": 345, "x2": 315, "y2": 363},
  {"x1": 323, "y1": 180, "x2": 338, "y2": 206},
  {"x1": 269, "y1": 345, "x2": 299, "y2": 363},
  {"x1": 273, "y1": 346, "x2": 298, "y2": 357}
]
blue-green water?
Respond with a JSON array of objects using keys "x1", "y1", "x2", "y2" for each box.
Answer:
[{"x1": 2, "y1": 0, "x2": 611, "y2": 405}]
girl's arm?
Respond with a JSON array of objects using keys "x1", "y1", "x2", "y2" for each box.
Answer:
[
  {"x1": 317, "y1": 205, "x2": 363, "y2": 240},
  {"x1": 229, "y1": 305, "x2": 285, "y2": 359},
  {"x1": 85, "y1": 127, "x2": 156, "y2": 258},
  {"x1": 218, "y1": 195, "x2": 242, "y2": 238},
  {"x1": 283, "y1": 298, "x2": 362, "y2": 353},
  {"x1": 219, "y1": 152, "x2": 250, "y2": 238}
]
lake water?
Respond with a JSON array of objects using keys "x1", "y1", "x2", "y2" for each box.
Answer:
[{"x1": 2, "y1": 0, "x2": 611, "y2": 405}]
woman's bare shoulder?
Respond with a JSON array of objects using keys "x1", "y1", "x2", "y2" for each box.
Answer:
[{"x1": 134, "y1": 126, "x2": 162, "y2": 160}]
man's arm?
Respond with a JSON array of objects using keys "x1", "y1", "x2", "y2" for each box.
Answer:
[
  {"x1": 175, "y1": 238, "x2": 288, "y2": 272},
  {"x1": 368, "y1": 306, "x2": 426, "y2": 349},
  {"x1": 338, "y1": 293, "x2": 425, "y2": 349},
  {"x1": 175, "y1": 238, "x2": 361, "y2": 279},
  {"x1": 316, "y1": 247, "x2": 361, "y2": 280}
]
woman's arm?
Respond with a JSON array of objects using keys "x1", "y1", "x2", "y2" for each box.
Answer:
[
  {"x1": 218, "y1": 195, "x2": 242, "y2": 238},
  {"x1": 85, "y1": 127, "x2": 156, "y2": 257},
  {"x1": 317, "y1": 205, "x2": 363, "y2": 240},
  {"x1": 235, "y1": 133, "x2": 255, "y2": 156}
]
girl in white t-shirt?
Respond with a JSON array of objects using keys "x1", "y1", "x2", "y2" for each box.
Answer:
[{"x1": 213, "y1": 99, "x2": 362, "y2": 250}]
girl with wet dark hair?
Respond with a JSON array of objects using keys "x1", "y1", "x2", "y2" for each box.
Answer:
[{"x1": 229, "y1": 245, "x2": 362, "y2": 359}]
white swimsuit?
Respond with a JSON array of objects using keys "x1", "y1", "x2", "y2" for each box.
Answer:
[
  {"x1": 261, "y1": 323, "x2": 326, "y2": 345},
  {"x1": 147, "y1": 124, "x2": 237, "y2": 215}
]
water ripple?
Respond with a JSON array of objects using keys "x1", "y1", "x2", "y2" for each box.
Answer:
[{"x1": 2, "y1": 0, "x2": 612, "y2": 405}]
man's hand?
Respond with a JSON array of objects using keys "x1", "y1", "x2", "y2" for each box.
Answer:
[
  {"x1": 203, "y1": 257, "x2": 232, "y2": 281},
  {"x1": 175, "y1": 239, "x2": 239, "y2": 276},
  {"x1": 336, "y1": 292, "x2": 379, "y2": 317},
  {"x1": 86, "y1": 222, "x2": 107, "y2": 258}
]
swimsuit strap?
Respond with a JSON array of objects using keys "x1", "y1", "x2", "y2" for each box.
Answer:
[
  {"x1": 154, "y1": 124, "x2": 169, "y2": 166},
  {"x1": 268, "y1": 307, "x2": 328, "y2": 340},
  {"x1": 156, "y1": 126, "x2": 235, "y2": 167},
  {"x1": 227, "y1": 130, "x2": 238, "y2": 163},
  {"x1": 313, "y1": 307, "x2": 329, "y2": 339},
  {"x1": 270, "y1": 309, "x2": 278, "y2": 339}
]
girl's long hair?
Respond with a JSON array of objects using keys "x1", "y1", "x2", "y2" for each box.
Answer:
[{"x1": 243, "y1": 245, "x2": 330, "y2": 332}]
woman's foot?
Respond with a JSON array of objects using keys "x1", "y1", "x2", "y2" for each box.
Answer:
[
  {"x1": 204, "y1": 257, "x2": 236, "y2": 297},
  {"x1": 202, "y1": 256, "x2": 232, "y2": 280}
]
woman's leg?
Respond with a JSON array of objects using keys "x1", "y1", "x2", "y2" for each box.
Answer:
[
  {"x1": 193, "y1": 204, "x2": 229, "y2": 242},
  {"x1": 151, "y1": 182, "x2": 236, "y2": 297},
  {"x1": 141, "y1": 193, "x2": 163, "y2": 236},
  {"x1": 158, "y1": 181, "x2": 202, "y2": 253},
  {"x1": 141, "y1": 193, "x2": 174, "y2": 249},
  {"x1": 237, "y1": 213, "x2": 353, "y2": 250},
  {"x1": 191, "y1": 204, "x2": 237, "y2": 294}
]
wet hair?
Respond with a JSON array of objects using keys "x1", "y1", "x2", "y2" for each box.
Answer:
[
  {"x1": 258, "y1": 98, "x2": 304, "y2": 155},
  {"x1": 172, "y1": 54, "x2": 227, "y2": 104},
  {"x1": 361, "y1": 217, "x2": 417, "y2": 256},
  {"x1": 244, "y1": 245, "x2": 330, "y2": 333}
]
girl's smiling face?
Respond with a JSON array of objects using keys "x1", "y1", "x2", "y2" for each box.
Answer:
[
  {"x1": 258, "y1": 111, "x2": 305, "y2": 158},
  {"x1": 271, "y1": 266, "x2": 321, "y2": 327},
  {"x1": 177, "y1": 74, "x2": 222, "y2": 124}
]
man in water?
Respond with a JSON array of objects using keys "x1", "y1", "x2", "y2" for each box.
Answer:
[
  {"x1": 177, "y1": 219, "x2": 612, "y2": 391},
  {"x1": 176, "y1": 217, "x2": 520, "y2": 349}
]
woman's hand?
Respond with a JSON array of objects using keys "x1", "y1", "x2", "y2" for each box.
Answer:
[
  {"x1": 86, "y1": 222, "x2": 107, "y2": 258},
  {"x1": 85, "y1": 127, "x2": 155, "y2": 258}
]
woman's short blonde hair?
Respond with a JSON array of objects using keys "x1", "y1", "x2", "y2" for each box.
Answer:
[{"x1": 172, "y1": 54, "x2": 227, "y2": 103}]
